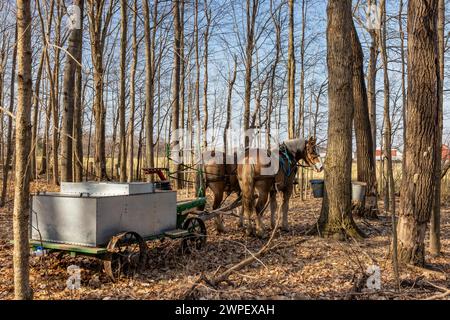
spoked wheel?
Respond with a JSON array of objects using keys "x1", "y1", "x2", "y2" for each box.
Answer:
[
  {"x1": 181, "y1": 217, "x2": 207, "y2": 254},
  {"x1": 103, "y1": 232, "x2": 147, "y2": 282}
]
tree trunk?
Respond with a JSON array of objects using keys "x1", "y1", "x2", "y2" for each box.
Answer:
[
  {"x1": 31, "y1": 52, "x2": 45, "y2": 181},
  {"x1": 367, "y1": 0, "x2": 379, "y2": 166},
  {"x1": 287, "y1": 0, "x2": 295, "y2": 139},
  {"x1": 73, "y1": 1, "x2": 85, "y2": 182},
  {"x1": 380, "y1": 0, "x2": 400, "y2": 286},
  {"x1": 298, "y1": 0, "x2": 307, "y2": 200},
  {"x1": 351, "y1": 22, "x2": 378, "y2": 219},
  {"x1": 0, "y1": 24, "x2": 17, "y2": 207},
  {"x1": 52, "y1": 2, "x2": 63, "y2": 185},
  {"x1": 203, "y1": 0, "x2": 211, "y2": 151},
  {"x1": 127, "y1": 0, "x2": 138, "y2": 182},
  {"x1": 143, "y1": 0, "x2": 157, "y2": 174},
  {"x1": 396, "y1": 0, "x2": 439, "y2": 266},
  {"x1": 13, "y1": 0, "x2": 33, "y2": 299},
  {"x1": 171, "y1": 0, "x2": 181, "y2": 189},
  {"x1": 118, "y1": 0, "x2": 127, "y2": 182},
  {"x1": 87, "y1": 0, "x2": 113, "y2": 181},
  {"x1": 179, "y1": 0, "x2": 186, "y2": 188},
  {"x1": 314, "y1": 0, "x2": 364, "y2": 240},
  {"x1": 61, "y1": 0, "x2": 83, "y2": 183},
  {"x1": 243, "y1": 0, "x2": 258, "y2": 142},
  {"x1": 430, "y1": 0, "x2": 445, "y2": 256}
]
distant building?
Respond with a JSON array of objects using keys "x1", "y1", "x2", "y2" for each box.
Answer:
[
  {"x1": 375, "y1": 149, "x2": 403, "y2": 162},
  {"x1": 442, "y1": 145, "x2": 450, "y2": 161}
]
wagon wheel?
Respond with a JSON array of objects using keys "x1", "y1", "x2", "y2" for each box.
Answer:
[
  {"x1": 181, "y1": 217, "x2": 207, "y2": 254},
  {"x1": 103, "y1": 232, "x2": 147, "y2": 282}
]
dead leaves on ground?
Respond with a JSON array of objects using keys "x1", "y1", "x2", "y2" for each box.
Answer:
[{"x1": 0, "y1": 185, "x2": 449, "y2": 300}]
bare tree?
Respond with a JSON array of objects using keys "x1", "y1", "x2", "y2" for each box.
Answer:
[
  {"x1": 243, "y1": 0, "x2": 259, "y2": 142},
  {"x1": 367, "y1": 0, "x2": 379, "y2": 161},
  {"x1": 350, "y1": 21, "x2": 377, "y2": 218},
  {"x1": 86, "y1": 0, "x2": 115, "y2": 180},
  {"x1": 118, "y1": 0, "x2": 127, "y2": 182},
  {"x1": 127, "y1": 0, "x2": 138, "y2": 182},
  {"x1": 396, "y1": 0, "x2": 439, "y2": 266},
  {"x1": 73, "y1": 0, "x2": 85, "y2": 182},
  {"x1": 172, "y1": 0, "x2": 182, "y2": 189},
  {"x1": 430, "y1": 0, "x2": 445, "y2": 256},
  {"x1": 13, "y1": 0, "x2": 33, "y2": 299},
  {"x1": 61, "y1": 0, "x2": 84, "y2": 182},
  {"x1": 380, "y1": 0, "x2": 400, "y2": 285},
  {"x1": 287, "y1": 0, "x2": 295, "y2": 139},
  {"x1": 0, "y1": 24, "x2": 17, "y2": 207},
  {"x1": 313, "y1": 0, "x2": 364, "y2": 240},
  {"x1": 143, "y1": 0, "x2": 158, "y2": 174},
  {"x1": 31, "y1": 52, "x2": 45, "y2": 181}
]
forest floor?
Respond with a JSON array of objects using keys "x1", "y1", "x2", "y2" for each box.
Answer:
[{"x1": 0, "y1": 180, "x2": 449, "y2": 300}]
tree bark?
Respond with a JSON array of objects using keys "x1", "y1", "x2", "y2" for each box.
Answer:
[
  {"x1": 351, "y1": 22, "x2": 378, "y2": 219},
  {"x1": 396, "y1": 0, "x2": 439, "y2": 266},
  {"x1": 61, "y1": 0, "x2": 84, "y2": 182},
  {"x1": 51, "y1": 1, "x2": 63, "y2": 185},
  {"x1": 287, "y1": 0, "x2": 296, "y2": 139},
  {"x1": 31, "y1": 52, "x2": 45, "y2": 181},
  {"x1": 314, "y1": 0, "x2": 364, "y2": 240},
  {"x1": 367, "y1": 0, "x2": 379, "y2": 166},
  {"x1": 0, "y1": 24, "x2": 17, "y2": 207},
  {"x1": 430, "y1": 0, "x2": 445, "y2": 256},
  {"x1": 14, "y1": 0, "x2": 33, "y2": 299},
  {"x1": 380, "y1": 0, "x2": 400, "y2": 286},
  {"x1": 73, "y1": 0, "x2": 85, "y2": 183},
  {"x1": 203, "y1": 0, "x2": 211, "y2": 150},
  {"x1": 118, "y1": 0, "x2": 127, "y2": 182},
  {"x1": 127, "y1": 0, "x2": 138, "y2": 182},
  {"x1": 143, "y1": 0, "x2": 157, "y2": 174},
  {"x1": 243, "y1": 0, "x2": 258, "y2": 143},
  {"x1": 87, "y1": 0, "x2": 114, "y2": 181},
  {"x1": 171, "y1": 0, "x2": 182, "y2": 189}
]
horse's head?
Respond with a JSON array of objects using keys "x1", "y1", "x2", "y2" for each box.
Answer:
[
  {"x1": 304, "y1": 137, "x2": 323, "y2": 173},
  {"x1": 283, "y1": 137, "x2": 323, "y2": 173}
]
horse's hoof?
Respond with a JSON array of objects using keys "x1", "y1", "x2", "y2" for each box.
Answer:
[
  {"x1": 245, "y1": 228, "x2": 253, "y2": 237},
  {"x1": 281, "y1": 226, "x2": 290, "y2": 233},
  {"x1": 216, "y1": 227, "x2": 227, "y2": 234},
  {"x1": 215, "y1": 223, "x2": 227, "y2": 234}
]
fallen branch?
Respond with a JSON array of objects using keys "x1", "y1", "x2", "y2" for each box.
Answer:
[{"x1": 182, "y1": 194, "x2": 306, "y2": 299}]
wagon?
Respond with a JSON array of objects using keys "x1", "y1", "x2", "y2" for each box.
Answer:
[{"x1": 29, "y1": 182, "x2": 208, "y2": 281}]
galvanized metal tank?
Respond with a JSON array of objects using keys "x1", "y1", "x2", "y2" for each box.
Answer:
[{"x1": 30, "y1": 183, "x2": 177, "y2": 247}]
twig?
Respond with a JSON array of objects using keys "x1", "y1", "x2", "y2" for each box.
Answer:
[{"x1": 182, "y1": 194, "x2": 307, "y2": 299}]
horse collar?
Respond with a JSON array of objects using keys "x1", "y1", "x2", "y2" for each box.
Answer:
[
  {"x1": 281, "y1": 143, "x2": 295, "y2": 163},
  {"x1": 280, "y1": 144, "x2": 297, "y2": 178}
]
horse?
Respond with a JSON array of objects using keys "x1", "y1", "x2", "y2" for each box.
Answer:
[
  {"x1": 202, "y1": 151, "x2": 241, "y2": 233},
  {"x1": 237, "y1": 137, "x2": 323, "y2": 238}
]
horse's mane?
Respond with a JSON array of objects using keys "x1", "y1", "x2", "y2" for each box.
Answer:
[{"x1": 282, "y1": 138, "x2": 306, "y2": 155}]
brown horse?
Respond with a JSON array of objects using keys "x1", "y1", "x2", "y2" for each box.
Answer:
[
  {"x1": 237, "y1": 137, "x2": 323, "y2": 238},
  {"x1": 203, "y1": 151, "x2": 241, "y2": 232}
]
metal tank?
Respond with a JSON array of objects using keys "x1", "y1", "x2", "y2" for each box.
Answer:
[{"x1": 30, "y1": 182, "x2": 176, "y2": 247}]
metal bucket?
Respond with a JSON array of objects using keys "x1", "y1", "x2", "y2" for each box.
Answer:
[
  {"x1": 310, "y1": 179, "x2": 325, "y2": 198},
  {"x1": 352, "y1": 182, "x2": 367, "y2": 202}
]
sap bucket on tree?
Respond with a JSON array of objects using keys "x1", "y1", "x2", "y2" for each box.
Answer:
[
  {"x1": 310, "y1": 179, "x2": 325, "y2": 198},
  {"x1": 352, "y1": 181, "x2": 367, "y2": 202}
]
